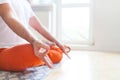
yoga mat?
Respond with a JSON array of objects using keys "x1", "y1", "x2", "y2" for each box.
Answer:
[{"x1": 0, "y1": 64, "x2": 61, "y2": 80}]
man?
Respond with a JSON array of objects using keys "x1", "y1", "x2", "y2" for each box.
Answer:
[{"x1": 0, "y1": 0, "x2": 70, "y2": 71}]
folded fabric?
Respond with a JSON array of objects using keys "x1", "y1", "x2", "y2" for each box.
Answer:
[{"x1": 0, "y1": 44, "x2": 63, "y2": 71}]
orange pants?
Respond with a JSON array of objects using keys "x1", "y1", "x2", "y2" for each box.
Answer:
[{"x1": 0, "y1": 44, "x2": 63, "y2": 71}]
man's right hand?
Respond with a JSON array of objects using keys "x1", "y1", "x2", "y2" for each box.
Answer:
[{"x1": 31, "y1": 40, "x2": 53, "y2": 68}]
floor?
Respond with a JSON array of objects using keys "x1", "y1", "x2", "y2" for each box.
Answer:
[{"x1": 45, "y1": 51, "x2": 120, "y2": 80}]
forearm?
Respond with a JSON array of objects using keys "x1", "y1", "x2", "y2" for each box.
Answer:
[
  {"x1": 29, "y1": 16, "x2": 61, "y2": 46},
  {"x1": 2, "y1": 14, "x2": 36, "y2": 44}
]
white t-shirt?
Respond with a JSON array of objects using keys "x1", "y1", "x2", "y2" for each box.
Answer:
[{"x1": 0, "y1": 0, "x2": 34, "y2": 48}]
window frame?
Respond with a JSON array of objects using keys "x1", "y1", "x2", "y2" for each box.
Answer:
[{"x1": 55, "y1": 0, "x2": 94, "y2": 46}]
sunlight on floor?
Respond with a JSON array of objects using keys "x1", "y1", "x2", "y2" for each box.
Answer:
[
  {"x1": 46, "y1": 51, "x2": 120, "y2": 80},
  {"x1": 59, "y1": 52, "x2": 91, "y2": 80}
]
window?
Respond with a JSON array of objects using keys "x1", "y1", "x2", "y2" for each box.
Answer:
[
  {"x1": 30, "y1": 0, "x2": 93, "y2": 46},
  {"x1": 56, "y1": 0, "x2": 93, "y2": 45}
]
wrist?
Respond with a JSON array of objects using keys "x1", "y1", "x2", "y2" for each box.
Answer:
[
  {"x1": 28, "y1": 36, "x2": 37, "y2": 45},
  {"x1": 54, "y1": 40, "x2": 63, "y2": 47}
]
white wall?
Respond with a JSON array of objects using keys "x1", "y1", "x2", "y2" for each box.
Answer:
[
  {"x1": 72, "y1": 0, "x2": 120, "y2": 52},
  {"x1": 89, "y1": 0, "x2": 120, "y2": 52}
]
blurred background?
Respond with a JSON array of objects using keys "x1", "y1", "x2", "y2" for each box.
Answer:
[{"x1": 29, "y1": 0, "x2": 120, "y2": 52}]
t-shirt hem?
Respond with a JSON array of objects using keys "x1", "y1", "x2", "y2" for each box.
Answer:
[
  {"x1": 0, "y1": 1, "x2": 9, "y2": 4},
  {"x1": 0, "y1": 42, "x2": 29, "y2": 48}
]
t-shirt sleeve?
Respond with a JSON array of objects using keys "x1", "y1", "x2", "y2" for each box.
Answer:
[
  {"x1": 24, "y1": 1, "x2": 36, "y2": 22},
  {"x1": 28, "y1": 5, "x2": 35, "y2": 17},
  {"x1": 25, "y1": 1, "x2": 35, "y2": 16},
  {"x1": 0, "y1": 0, "x2": 9, "y2": 4}
]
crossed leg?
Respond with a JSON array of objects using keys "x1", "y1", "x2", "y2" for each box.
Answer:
[{"x1": 0, "y1": 44, "x2": 63, "y2": 71}]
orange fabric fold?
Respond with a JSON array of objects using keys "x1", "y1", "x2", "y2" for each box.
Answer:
[{"x1": 0, "y1": 44, "x2": 63, "y2": 71}]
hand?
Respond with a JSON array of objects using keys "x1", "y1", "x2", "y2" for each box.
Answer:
[
  {"x1": 32, "y1": 40, "x2": 53, "y2": 68},
  {"x1": 60, "y1": 45, "x2": 71, "y2": 59},
  {"x1": 45, "y1": 41, "x2": 71, "y2": 59},
  {"x1": 56, "y1": 43, "x2": 71, "y2": 59}
]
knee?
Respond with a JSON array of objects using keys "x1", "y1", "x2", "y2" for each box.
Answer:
[{"x1": 48, "y1": 47, "x2": 63, "y2": 64}]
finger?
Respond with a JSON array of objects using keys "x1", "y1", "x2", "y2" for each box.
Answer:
[
  {"x1": 64, "y1": 46, "x2": 71, "y2": 59},
  {"x1": 65, "y1": 46, "x2": 71, "y2": 53},
  {"x1": 45, "y1": 42, "x2": 56, "y2": 46},
  {"x1": 64, "y1": 52, "x2": 71, "y2": 59},
  {"x1": 43, "y1": 55, "x2": 53, "y2": 68},
  {"x1": 38, "y1": 48, "x2": 53, "y2": 68}
]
